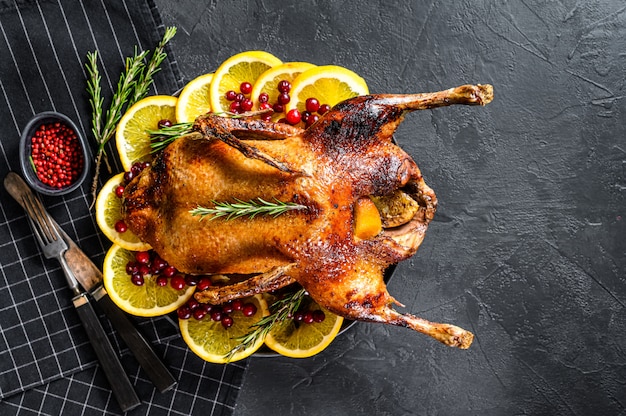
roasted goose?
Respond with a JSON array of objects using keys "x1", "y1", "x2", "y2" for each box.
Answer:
[{"x1": 123, "y1": 84, "x2": 493, "y2": 349}]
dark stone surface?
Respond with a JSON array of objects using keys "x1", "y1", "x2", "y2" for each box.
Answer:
[{"x1": 154, "y1": 1, "x2": 626, "y2": 414}]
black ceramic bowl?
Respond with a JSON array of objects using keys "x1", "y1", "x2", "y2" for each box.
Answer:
[{"x1": 19, "y1": 112, "x2": 90, "y2": 196}]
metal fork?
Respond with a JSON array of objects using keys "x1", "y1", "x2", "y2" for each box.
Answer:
[
  {"x1": 21, "y1": 193, "x2": 141, "y2": 412},
  {"x1": 22, "y1": 192, "x2": 78, "y2": 293}
]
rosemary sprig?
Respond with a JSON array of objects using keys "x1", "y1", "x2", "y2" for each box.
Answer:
[
  {"x1": 131, "y1": 26, "x2": 177, "y2": 103},
  {"x1": 85, "y1": 27, "x2": 177, "y2": 206},
  {"x1": 85, "y1": 51, "x2": 103, "y2": 151},
  {"x1": 87, "y1": 48, "x2": 148, "y2": 204},
  {"x1": 225, "y1": 288, "x2": 307, "y2": 361},
  {"x1": 148, "y1": 122, "x2": 194, "y2": 153},
  {"x1": 190, "y1": 198, "x2": 308, "y2": 221}
]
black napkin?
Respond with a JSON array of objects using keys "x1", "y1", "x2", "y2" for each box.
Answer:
[
  {"x1": 0, "y1": 0, "x2": 246, "y2": 414},
  {"x1": 0, "y1": 336, "x2": 245, "y2": 415}
]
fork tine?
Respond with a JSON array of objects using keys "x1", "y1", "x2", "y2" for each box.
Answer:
[
  {"x1": 22, "y1": 193, "x2": 57, "y2": 244},
  {"x1": 33, "y1": 194, "x2": 61, "y2": 242},
  {"x1": 24, "y1": 211, "x2": 47, "y2": 248}
]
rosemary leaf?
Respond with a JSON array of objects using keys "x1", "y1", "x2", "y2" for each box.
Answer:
[
  {"x1": 98, "y1": 49, "x2": 149, "y2": 153},
  {"x1": 225, "y1": 288, "x2": 307, "y2": 361},
  {"x1": 131, "y1": 27, "x2": 177, "y2": 103},
  {"x1": 148, "y1": 122, "x2": 194, "y2": 153},
  {"x1": 190, "y1": 198, "x2": 307, "y2": 221},
  {"x1": 85, "y1": 51, "x2": 103, "y2": 145}
]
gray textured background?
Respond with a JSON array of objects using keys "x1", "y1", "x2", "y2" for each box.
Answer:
[{"x1": 155, "y1": 1, "x2": 625, "y2": 414}]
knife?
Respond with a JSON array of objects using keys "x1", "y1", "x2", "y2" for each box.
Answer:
[{"x1": 4, "y1": 172, "x2": 177, "y2": 393}]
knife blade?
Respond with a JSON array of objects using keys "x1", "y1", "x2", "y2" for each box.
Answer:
[{"x1": 5, "y1": 172, "x2": 177, "y2": 393}]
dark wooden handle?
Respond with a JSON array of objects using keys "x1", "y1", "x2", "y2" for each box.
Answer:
[
  {"x1": 73, "y1": 294, "x2": 141, "y2": 412},
  {"x1": 93, "y1": 286, "x2": 177, "y2": 393}
]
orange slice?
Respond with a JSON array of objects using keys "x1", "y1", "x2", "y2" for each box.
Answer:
[
  {"x1": 249, "y1": 61, "x2": 316, "y2": 121},
  {"x1": 95, "y1": 172, "x2": 151, "y2": 251},
  {"x1": 209, "y1": 50, "x2": 282, "y2": 114},
  {"x1": 116, "y1": 95, "x2": 177, "y2": 171},
  {"x1": 102, "y1": 244, "x2": 195, "y2": 317},
  {"x1": 179, "y1": 295, "x2": 270, "y2": 363},
  {"x1": 264, "y1": 299, "x2": 343, "y2": 358},
  {"x1": 285, "y1": 65, "x2": 369, "y2": 126},
  {"x1": 175, "y1": 73, "x2": 214, "y2": 123}
]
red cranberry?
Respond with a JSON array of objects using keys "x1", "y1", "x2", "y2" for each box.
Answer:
[
  {"x1": 170, "y1": 274, "x2": 186, "y2": 290},
  {"x1": 135, "y1": 251, "x2": 150, "y2": 264},
  {"x1": 285, "y1": 109, "x2": 301, "y2": 125},
  {"x1": 222, "y1": 301, "x2": 234, "y2": 314},
  {"x1": 136, "y1": 264, "x2": 149, "y2": 277},
  {"x1": 211, "y1": 307, "x2": 223, "y2": 322},
  {"x1": 303, "y1": 311, "x2": 315, "y2": 324},
  {"x1": 131, "y1": 274, "x2": 144, "y2": 286},
  {"x1": 185, "y1": 275, "x2": 199, "y2": 286},
  {"x1": 125, "y1": 261, "x2": 138, "y2": 275},
  {"x1": 240, "y1": 98, "x2": 254, "y2": 112},
  {"x1": 318, "y1": 104, "x2": 331, "y2": 115},
  {"x1": 196, "y1": 277, "x2": 212, "y2": 291},
  {"x1": 272, "y1": 103, "x2": 285, "y2": 113},
  {"x1": 240, "y1": 81, "x2": 252, "y2": 94},
  {"x1": 277, "y1": 80, "x2": 291, "y2": 93},
  {"x1": 221, "y1": 315, "x2": 234, "y2": 329},
  {"x1": 158, "y1": 119, "x2": 173, "y2": 128},
  {"x1": 114, "y1": 220, "x2": 127, "y2": 233},
  {"x1": 193, "y1": 307, "x2": 207, "y2": 320},
  {"x1": 306, "y1": 114, "x2": 320, "y2": 128},
  {"x1": 277, "y1": 92, "x2": 290, "y2": 105},
  {"x1": 305, "y1": 97, "x2": 320, "y2": 113},
  {"x1": 187, "y1": 298, "x2": 200, "y2": 310},
  {"x1": 152, "y1": 252, "x2": 166, "y2": 264},
  {"x1": 258, "y1": 92, "x2": 269, "y2": 103},
  {"x1": 162, "y1": 265, "x2": 176, "y2": 278},
  {"x1": 156, "y1": 275, "x2": 168, "y2": 287},
  {"x1": 115, "y1": 185, "x2": 125, "y2": 198},
  {"x1": 242, "y1": 302, "x2": 257, "y2": 317},
  {"x1": 229, "y1": 101, "x2": 241, "y2": 113},
  {"x1": 231, "y1": 299, "x2": 243, "y2": 311},
  {"x1": 177, "y1": 306, "x2": 192, "y2": 319},
  {"x1": 151, "y1": 256, "x2": 168, "y2": 273},
  {"x1": 312, "y1": 309, "x2": 326, "y2": 323},
  {"x1": 225, "y1": 90, "x2": 237, "y2": 101},
  {"x1": 235, "y1": 93, "x2": 245, "y2": 102}
]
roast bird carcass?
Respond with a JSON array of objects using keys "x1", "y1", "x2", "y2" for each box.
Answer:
[{"x1": 123, "y1": 84, "x2": 493, "y2": 349}]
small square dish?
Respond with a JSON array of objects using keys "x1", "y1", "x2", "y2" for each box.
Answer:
[{"x1": 19, "y1": 112, "x2": 90, "y2": 196}]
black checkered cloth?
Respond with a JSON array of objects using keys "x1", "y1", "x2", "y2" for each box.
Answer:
[{"x1": 0, "y1": 0, "x2": 246, "y2": 414}]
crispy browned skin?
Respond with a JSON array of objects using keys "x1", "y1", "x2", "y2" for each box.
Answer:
[{"x1": 123, "y1": 84, "x2": 493, "y2": 349}]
